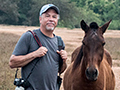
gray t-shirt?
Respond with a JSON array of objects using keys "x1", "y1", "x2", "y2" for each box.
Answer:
[{"x1": 13, "y1": 29, "x2": 65, "y2": 90}]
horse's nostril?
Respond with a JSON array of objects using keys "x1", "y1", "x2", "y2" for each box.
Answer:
[
  {"x1": 85, "y1": 69, "x2": 90, "y2": 76},
  {"x1": 95, "y1": 69, "x2": 98, "y2": 76},
  {"x1": 85, "y1": 68, "x2": 98, "y2": 81}
]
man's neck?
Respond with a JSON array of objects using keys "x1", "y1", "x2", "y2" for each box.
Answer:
[{"x1": 40, "y1": 27, "x2": 54, "y2": 38}]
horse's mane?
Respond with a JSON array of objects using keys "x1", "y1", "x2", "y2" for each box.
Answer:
[{"x1": 72, "y1": 45, "x2": 83, "y2": 71}]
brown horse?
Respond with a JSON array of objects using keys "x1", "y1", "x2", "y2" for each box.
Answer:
[{"x1": 63, "y1": 20, "x2": 115, "y2": 90}]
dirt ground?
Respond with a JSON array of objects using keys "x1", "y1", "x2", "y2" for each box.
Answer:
[{"x1": 0, "y1": 25, "x2": 120, "y2": 90}]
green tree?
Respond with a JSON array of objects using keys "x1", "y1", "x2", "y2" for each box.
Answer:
[
  {"x1": 0, "y1": 0, "x2": 119, "y2": 29},
  {"x1": 70, "y1": 0, "x2": 86, "y2": 7},
  {"x1": 26, "y1": 0, "x2": 49, "y2": 26},
  {"x1": 103, "y1": 0, "x2": 120, "y2": 29},
  {"x1": 27, "y1": 0, "x2": 82, "y2": 28},
  {"x1": 17, "y1": 0, "x2": 34, "y2": 25},
  {"x1": 0, "y1": 0, "x2": 19, "y2": 24}
]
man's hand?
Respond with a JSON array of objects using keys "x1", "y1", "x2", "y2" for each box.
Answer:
[
  {"x1": 34, "y1": 46, "x2": 48, "y2": 58},
  {"x1": 57, "y1": 50, "x2": 67, "y2": 62}
]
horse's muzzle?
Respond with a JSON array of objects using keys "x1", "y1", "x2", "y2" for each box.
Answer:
[{"x1": 85, "y1": 67, "x2": 99, "y2": 81}]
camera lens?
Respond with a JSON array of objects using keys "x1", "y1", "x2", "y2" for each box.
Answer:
[
  {"x1": 15, "y1": 78, "x2": 19, "y2": 81},
  {"x1": 21, "y1": 79, "x2": 24, "y2": 83}
]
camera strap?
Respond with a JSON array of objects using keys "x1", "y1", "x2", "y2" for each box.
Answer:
[
  {"x1": 15, "y1": 68, "x2": 19, "y2": 78},
  {"x1": 24, "y1": 30, "x2": 42, "y2": 81}
]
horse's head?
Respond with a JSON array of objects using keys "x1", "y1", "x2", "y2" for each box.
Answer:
[{"x1": 80, "y1": 20, "x2": 111, "y2": 81}]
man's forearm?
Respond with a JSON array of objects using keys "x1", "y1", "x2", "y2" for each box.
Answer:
[{"x1": 9, "y1": 52, "x2": 37, "y2": 68}]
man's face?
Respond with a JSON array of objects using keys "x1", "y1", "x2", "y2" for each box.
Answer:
[{"x1": 40, "y1": 9, "x2": 59, "y2": 31}]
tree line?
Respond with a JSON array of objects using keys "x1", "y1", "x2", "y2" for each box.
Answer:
[{"x1": 0, "y1": 0, "x2": 120, "y2": 30}]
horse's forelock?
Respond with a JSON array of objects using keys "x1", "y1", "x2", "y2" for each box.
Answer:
[{"x1": 89, "y1": 22, "x2": 99, "y2": 30}]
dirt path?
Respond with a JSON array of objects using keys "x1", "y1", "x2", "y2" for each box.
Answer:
[{"x1": 0, "y1": 25, "x2": 120, "y2": 90}]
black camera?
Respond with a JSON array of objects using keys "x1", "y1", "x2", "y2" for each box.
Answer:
[
  {"x1": 14, "y1": 78, "x2": 25, "y2": 87},
  {"x1": 14, "y1": 78, "x2": 31, "y2": 89}
]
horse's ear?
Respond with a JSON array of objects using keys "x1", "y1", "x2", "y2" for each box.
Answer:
[
  {"x1": 80, "y1": 20, "x2": 89, "y2": 33},
  {"x1": 100, "y1": 20, "x2": 112, "y2": 34}
]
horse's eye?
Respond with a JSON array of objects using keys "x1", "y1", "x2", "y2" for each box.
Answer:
[{"x1": 102, "y1": 42, "x2": 105, "y2": 46}]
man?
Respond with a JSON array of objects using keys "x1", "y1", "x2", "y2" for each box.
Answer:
[{"x1": 9, "y1": 4, "x2": 67, "y2": 90}]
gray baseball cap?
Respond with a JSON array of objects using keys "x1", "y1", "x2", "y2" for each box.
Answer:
[{"x1": 39, "y1": 4, "x2": 60, "y2": 16}]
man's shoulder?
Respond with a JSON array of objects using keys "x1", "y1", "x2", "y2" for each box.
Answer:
[
  {"x1": 25, "y1": 29, "x2": 40, "y2": 37},
  {"x1": 33, "y1": 29, "x2": 40, "y2": 33}
]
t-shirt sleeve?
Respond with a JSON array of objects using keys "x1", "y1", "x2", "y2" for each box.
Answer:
[{"x1": 12, "y1": 32, "x2": 32, "y2": 56}]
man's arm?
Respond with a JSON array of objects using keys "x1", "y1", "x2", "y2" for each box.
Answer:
[{"x1": 9, "y1": 46, "x2": 48, "y2": 68}]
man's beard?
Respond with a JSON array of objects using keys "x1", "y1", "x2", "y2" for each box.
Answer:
[
  {"x1": 46, "y1": 22, "x2": 56, "y2": 31},
  {"x1": 46, "y1": 25, "x2": 55, "y2": 31}
]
